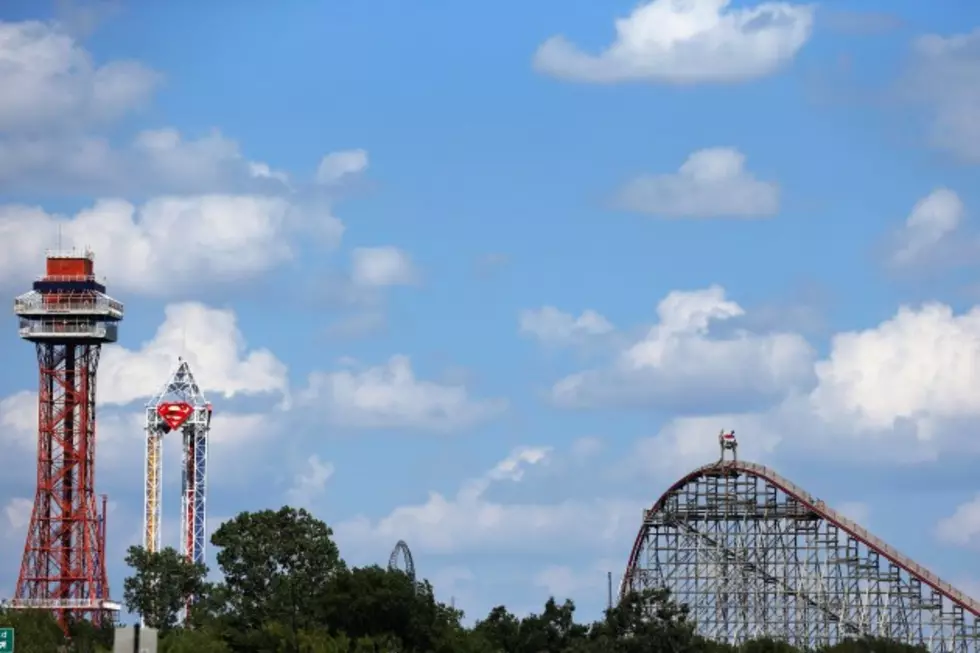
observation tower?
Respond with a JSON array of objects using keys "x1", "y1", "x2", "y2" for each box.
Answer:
[{"x1": 8, "y1": 249, "x2": 123, "y2": 630}]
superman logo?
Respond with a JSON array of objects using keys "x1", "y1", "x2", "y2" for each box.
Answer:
[{"x1": 157, "y1": 402, "x2": 193, "y2": 431}]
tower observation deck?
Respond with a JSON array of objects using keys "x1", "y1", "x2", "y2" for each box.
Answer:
[{"x1": 7, "y1": 249, "x2": 123, "y2": 631}]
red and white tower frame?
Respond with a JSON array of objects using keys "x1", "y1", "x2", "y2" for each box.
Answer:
[
  {"x1": 8, "y1": 249, "x2": 122, "y2": 631},
  {"x1": 143, "y1": 358, "x2": 211, "y2": 568}
]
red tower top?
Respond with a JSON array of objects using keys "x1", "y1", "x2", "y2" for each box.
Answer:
[
  {"x1": 14, "y1": 248, "x2": 123, "y2": 343},
  {"x1": 44, "y1": 252, "x2": 95, "y2": 278}
]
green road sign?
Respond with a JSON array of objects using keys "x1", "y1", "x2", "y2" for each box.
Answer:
[{"x1": 0, "y1": 627, "x2": 13, "y2": 652}]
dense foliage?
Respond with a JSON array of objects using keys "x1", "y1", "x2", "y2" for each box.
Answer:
[{"x1": 0, "y1": 506, "x2": 934, "y2": 653}]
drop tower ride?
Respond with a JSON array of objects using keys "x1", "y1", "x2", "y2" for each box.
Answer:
[{"x1": 9, "y1": 249, "x2": 123, "y2": 630}]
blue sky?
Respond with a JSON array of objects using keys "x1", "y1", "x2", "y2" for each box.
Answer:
[{"x1": 1, "y1": 0, "x2": 980, "y2": 624}]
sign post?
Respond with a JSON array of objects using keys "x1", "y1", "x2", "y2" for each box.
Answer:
[{"x1": 0, "y1": 627, "x2": 14, "y2": 652}]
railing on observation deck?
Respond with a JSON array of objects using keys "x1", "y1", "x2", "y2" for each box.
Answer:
[
  {"x1": 17, "y1": 320, "x2": 118, "y2": 342},
  {"x1": 0, "y1": 598, "x2": 122, "y2": 611},
  {"x1": 14, "y1": 294, "x2": 124, "y2": 319}
]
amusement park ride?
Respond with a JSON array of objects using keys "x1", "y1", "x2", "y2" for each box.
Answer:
[
  {"x1": 3, "y1": 250, "x2": 980, "y2": 653},
  {"x1": 143, "y1": 358, "x2": 212, "y2": 569},
  {"x1": 621, "y1": 429, "x2": 980, "y2": 653}
]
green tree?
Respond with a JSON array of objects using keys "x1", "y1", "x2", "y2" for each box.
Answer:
[
  {"x1": 0, "y1": 608, "x2": 66, "y2": 652},
  {"x1": 585, "y1": 588, "x2": 696, "y2": 653},
  {"x1": 206, "y1": 506, "x2": 346, "y2": 648},
  {"x1": 473, "y1": 605, "x2": 522, "y2": 652},
  {"x1": 160, "y1": 626, "x2": 231, "y2": 653},
  {"x1": 321, "y1": 565, "x2": 461, "y2": 652},
  {"x1": 66, "y1": 615, "x2": 115, "y2": 652},
  {"x1": 122, "y1": 545, "x2": 208, "y2": 631}
]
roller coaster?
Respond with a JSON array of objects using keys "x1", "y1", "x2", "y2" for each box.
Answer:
[
  {"x1": 388, "y1": 540, "x2": 416, "y2": 583},
  {"x1": 622, "y1": 431, "x2": 980, "y2": 653}
]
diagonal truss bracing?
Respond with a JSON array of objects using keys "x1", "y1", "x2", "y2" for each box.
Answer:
[{"x1": 622, "y1": 458, "x2": 980, "y2": 653}]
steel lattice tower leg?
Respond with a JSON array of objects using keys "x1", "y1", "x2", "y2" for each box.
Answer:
[
  {"x1": 143, "y1": 430, "x2": 163, "y2": 554},
  {"x1": 11, "y1": 250, "x2": 124, "y2": 632},
  {"x1": 180, "y1": 426, "x2": 207, "y2": 567}
]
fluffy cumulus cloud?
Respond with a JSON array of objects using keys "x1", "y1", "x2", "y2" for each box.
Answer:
[
  {"x1": 519, "y1": 306, "x2": 614, "y2": 346},
  {"x1": 351, "y1": 247, "x2": 419, "y2": 287},
  {"x1": 0, "y1": 127, "x2": 293, "y2": 196},
  {"x1": 0, "y1": 19, "x2": 158, "y2": 131},
  {"x1": 3, "y1": 497, "x2": 32, "y2": 536},
  {"x1": 286, "y1": 455, "x2": 336, "y2": 510},
  {"x1": 316, "y1": 149, "x2": 369, "y2": 185},
  {"x1": 936, "y1": 494, "x2": 980, "y2": 548},
  {"x1": 335, "y1": 446, "x2": 642, "y2": 554},
  {"x1": 0, "y1": 18, "x2": 359, "y2": 197},
  {"x1": 627, "y1": 413, "x2": 782, "y2": 480},
  {"x1": 532, "y1": 281, "x2": 980, "y2": 465},
  {"x1": 905, "y1": 28, "x2": 980, "y2": 162},
  {"x1": 300, "y1": 355, "x2": 507, "y2": 432},
  {"x1": 636, "y1": 295, "x2": 980, "y2": 465},
  {"x1": 0, "y1": 194, "x2": 345, "y2": 294},
  {"x1": 615, "y1": 148, "x2": 779, "y2": 218},
  {"x1": 98, "y1": 302, "x2": 289, "y2": 406},
  {"x1": 533, "y1": 0, "x2": 814, "y2": 84},
  {"x1": 888, "y1": 188, "x2": 965, "y2": 267},
  {"x1": 545, "y1": 286, "x2": 815, "y2": 411},
  {"x1": 807, "y1": 303, "x2": 980, "y2": 441}
]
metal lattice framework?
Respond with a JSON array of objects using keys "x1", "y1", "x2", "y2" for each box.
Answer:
[
  {"x1": 8, "y1": 250, "x2": 123, "y2": 631},
  {"x1": 144, "y1": 358, "x2": 212, "y2": 569},
  {"x1": 388, "y1": 540, "x2": 416, "y2": 582},
  {"x1": 622, "y1": 432, "x2": 980, "y2": 653}
]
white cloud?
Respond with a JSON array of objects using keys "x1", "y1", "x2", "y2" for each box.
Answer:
[
  {"x1": 336, "y1": 446, "x2": 642, "y2": 554},
  {"x1": 889, "y1": 188, "x2": 965, "y2": 267},
  {"x1": 533, "y1": 0, "x2": 814, "y2": 85},
  {"x1": 645, "y1": 297, "x2": 980, "y2": 466},
  {"x1": 301, "y1": 355, "x2": 507, "y2": 432},
  {"x1": 0, "y1": 194, "x2": 343, "y2": 294},
  {"x1": 0, "y1": 19, "x2": 158, "y2": 132},
  {"x1": 0, "y1": 21, "x2": 365, "y2": 197},
  {"x1": 905, "y1": 28, "x2": 980, "y2": 162},
  {"x1": 0, "y1": 391, "x2": 36, "y2": 445},
  {"x1": 936, "y1": 494, "x2": 980, "y2": 548},
  {"x1": 99, "y1": 302, "x2": 289, "y2": 406},
  {"x1": 629, "y1": 414, "x2": 781, "y2": 479},
  {"x1": 836, "y1": 501, "x2": 870, "y2": 526},
  {"x1": 519, "y1": 307, "x2": 613, "y2": 346},
  {"x1": 533, "y1": 560, "x2": 619, "y2": 601},
  {"x1": 3, "y1": 498, "x2": 33, "y2": 536},
  {"x1": 316, "y1": 149, "x2": 369, "y2": 185},
  {"x1": 615, "y1": 148, "x2": 779, "y2": 218},
  {"x1": 286, "y1": 455, "x2": 335, "y2": 509},
  {"x1": 808, "y1": 303, "x2": 980, "y2": 437},
  {"x1": 548, "y1": 286, "x2": 814, "y2": 411},
  {"x1": 0, "y1": 128, "x2": 293, "y2": 195},
  {"x1": 351, "y1": 247, "x2": 418, "y2": 287}
]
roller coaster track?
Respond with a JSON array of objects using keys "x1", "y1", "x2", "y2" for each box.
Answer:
[{"x1": 622, "y1": 459, "x2": 980, "y2": 653}]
